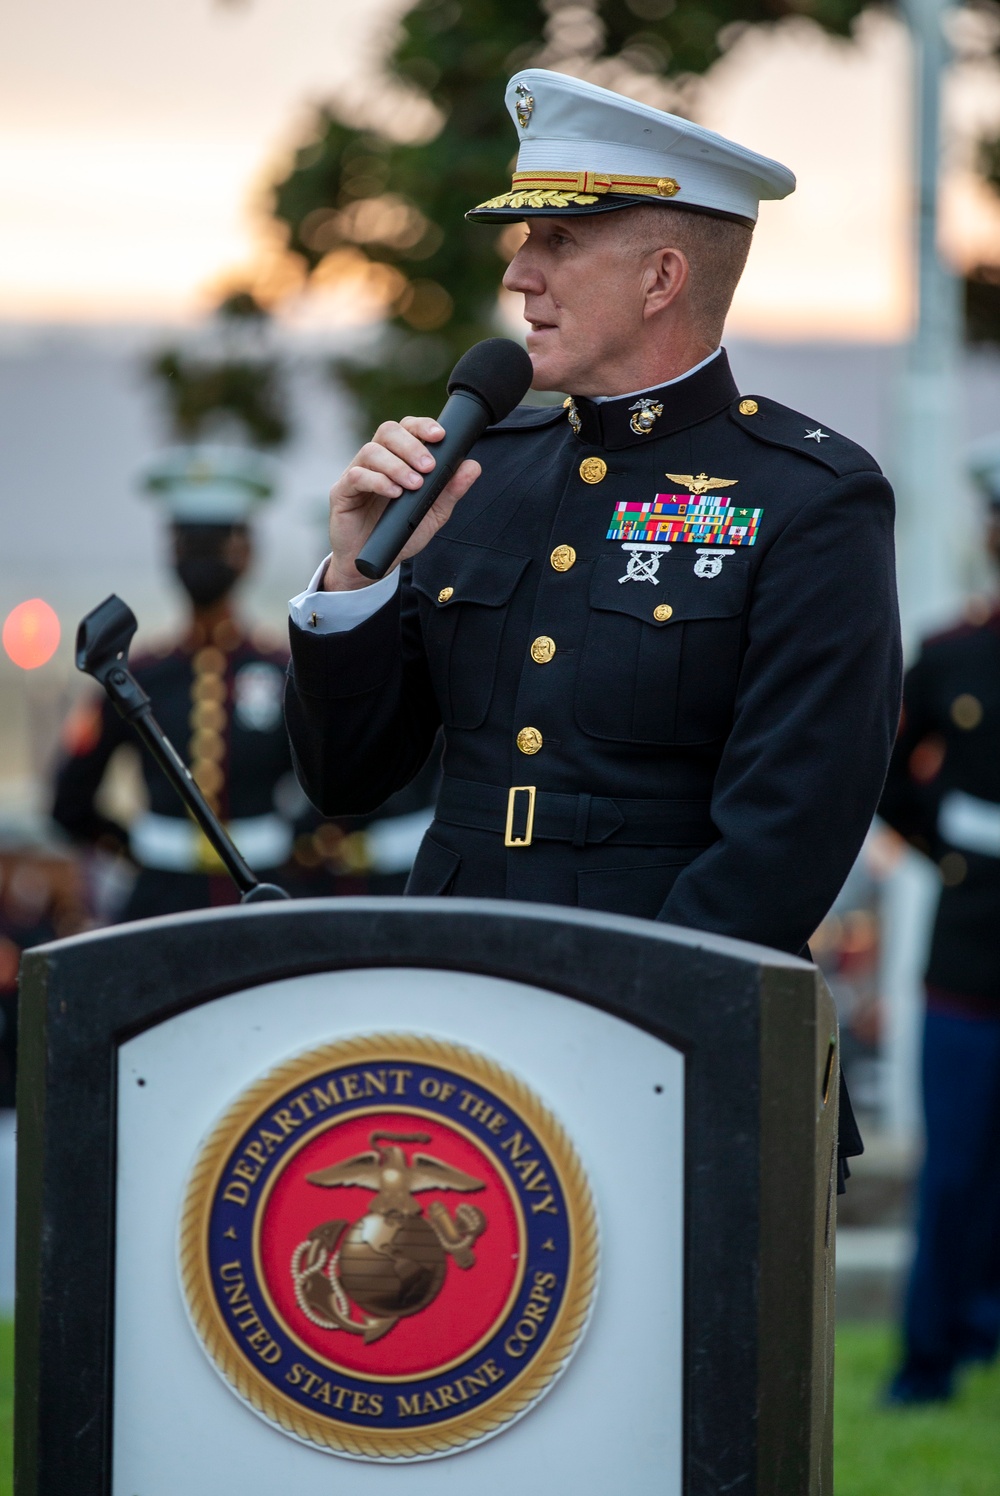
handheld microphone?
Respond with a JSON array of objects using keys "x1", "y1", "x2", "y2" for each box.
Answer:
[{"x1": 354, "y1": 337, "x2": 534, "y2": 582}]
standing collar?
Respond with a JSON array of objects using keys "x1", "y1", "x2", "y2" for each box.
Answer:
[
  {"x1": 567, "y1": 347, "x2": 739, "y2": 449},
  {"x1": 591, "y1": 347, "x2": 722, "y2": 402}
]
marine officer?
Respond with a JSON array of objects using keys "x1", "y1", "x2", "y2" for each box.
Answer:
[
  {"x1": 285, "y1": 71, "x2": 902, "y2": 1179},
  {"x1": 53, "y1": 445, "x2": 298, "y2": 919},
  {"x1": 878, "y1": 433, "x2": 1000, "y2": 1402}
]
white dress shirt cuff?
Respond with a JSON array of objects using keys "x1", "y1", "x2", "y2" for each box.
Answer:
[{"x1": 289, "y1": 559, "x2": 400, "y2": 635}]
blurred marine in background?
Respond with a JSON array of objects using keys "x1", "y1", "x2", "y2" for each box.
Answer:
[
  {"x1": 50, "y1": 446, "x2": 438, "y2": 921},
  {"x1": 879, "y1": 433, "x2": 1000, "y2": 1404},
  {"x1": 52, "y1": 446, "x2": 296, "y2": 919}
]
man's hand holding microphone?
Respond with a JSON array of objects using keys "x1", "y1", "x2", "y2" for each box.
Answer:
[{"x1": 321, "y1": 339, "x2": 535, "y2": 591}]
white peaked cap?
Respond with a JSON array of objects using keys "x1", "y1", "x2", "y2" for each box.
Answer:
[
  {"x1": 141, "y1": 444, "x2": 277, "y2": 525},
  {"x1": 467, "y1": 69, "x2": 795, "y2": 226},
  {"x1": 968, "y1": 431, "x2": 1000, "y2": 505}
]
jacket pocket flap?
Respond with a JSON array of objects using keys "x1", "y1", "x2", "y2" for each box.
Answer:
[
  {"x1": 405, "y1": 833, "x2": 461, "y2": 896},
  {"x1": 412, "y1": 538, "x2": 530, "y2": 609},
  {"x1": 590, "y1": 550, "x2": 750, "y2": 624}
]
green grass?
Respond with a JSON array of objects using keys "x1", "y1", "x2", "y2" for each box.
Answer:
[
  {"x1": 1, "y1": 1321, "x2": 10, "y2": 1496},
  {"x1": 835, "y1": 1323, "x2": 1000, "y2": 1495},
  {"x1": 0, "y1": 1319, "x2": 996, "y2": 1491}
]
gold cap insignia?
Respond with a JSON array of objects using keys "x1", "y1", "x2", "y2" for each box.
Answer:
[{"x1": 471, "y1": 170, "x2": 683, "y2": 214}]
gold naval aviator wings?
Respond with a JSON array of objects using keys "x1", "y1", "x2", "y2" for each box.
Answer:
[{"x1": 665, "y1": 472, "x2": 739, "y2": 495}]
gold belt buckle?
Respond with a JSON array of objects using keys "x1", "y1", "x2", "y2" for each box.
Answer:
[{"x1": 504, "y1": 785, "x2": 536, "y2": 848}]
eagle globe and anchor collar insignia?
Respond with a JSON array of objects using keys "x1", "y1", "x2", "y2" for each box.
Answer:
[
  {"x1": 180, "y1": 1033, "x2": 599, "y2": 1461},
  {"x1": 557, "y1": 351, "x2": 742, "y2": 451}
]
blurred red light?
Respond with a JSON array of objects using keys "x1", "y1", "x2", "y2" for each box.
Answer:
[{"x1": 3, "y1": 598, "x2": 61, "y2": 670}]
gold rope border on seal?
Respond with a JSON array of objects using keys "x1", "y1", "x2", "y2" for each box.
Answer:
[
  {"x1": 474, "y1": 168, "x2": 680, "y2": 212},
  {"x1": 178, "y1": 1031, "x2": 600, "y2": 1461}
]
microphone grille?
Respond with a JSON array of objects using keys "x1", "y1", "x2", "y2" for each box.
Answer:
[{"x1": 447, "y1": 338, "x2": 534, "y2": 425}]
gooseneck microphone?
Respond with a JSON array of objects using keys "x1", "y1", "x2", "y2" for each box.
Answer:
[{"x1": 354, "y1": 337, "x2": 534, "y2": 582}]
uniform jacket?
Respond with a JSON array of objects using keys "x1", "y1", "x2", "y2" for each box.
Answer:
[
  {"x1": 53, "y1": 625, "x2": 294, "y2": 916},
  {"x1": 286, "y1": 350, "x2": 902, "y2": 958},
  {"x1": 879, "y1": 604, "x2": 1000, "y2": 1007}
]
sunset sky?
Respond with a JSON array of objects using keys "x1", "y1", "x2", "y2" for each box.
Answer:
[{"x1": 2, "y1": 0, "x2": 999, "y2": 338}]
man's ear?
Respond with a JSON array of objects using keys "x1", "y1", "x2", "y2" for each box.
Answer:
[{"x1": 643, "y1": 247, "x2": 689, "y2": 320}]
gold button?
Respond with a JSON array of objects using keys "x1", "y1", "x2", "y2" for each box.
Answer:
[
  {"x1": 951, "y1": 693, "x2": 983, "y2": 730},
  {"x1": 212, "y1": 619, "x2": 241, "y2": 652},
  {"x1": 189, "y1": 728, "x2": 225, "y2": 760},
  {"x1": 191, "y1": 675, "x2": 226, "y2": 703},
  {"x1": 738, "y1": 399, "x2": 758, "y2": 416},
  {"x1": 193, "y1": 646, "x2": 226, "y2": 673},
  {"x1": 192, "y1": 760, "x2": 224, "y2": 796},
  {"x1": 657, "y1": 177, "x2": 680, "y2": 197},
  {"x1": 189, "y1": 700, "x2": 226, "y2": 731},
  {"x1": 516, "y1": 726, "x2": 543, "y2": 755},
  {"x1": 530, "y1": 635, "x2": 556, "y2": 664},
  {"x1": 550, "y1": 545, "x2": 576, "y2": 572},
  {"x1": 653, "y1": 603, "x2": 673, "y2": 622},
  {"x1": 579, "y1": 457, "x2": 607, "y2": 484},
  {"x1": 437, "y1": 586, "x2": 454, "y2": 604}
]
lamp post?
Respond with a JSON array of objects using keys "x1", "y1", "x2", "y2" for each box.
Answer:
[
  {"x1": 893, "y1": 0, "x2": 963, "y2": 643},
  {"x1": 881, "y1": 0, "x2": 962, "y2": 1143}
]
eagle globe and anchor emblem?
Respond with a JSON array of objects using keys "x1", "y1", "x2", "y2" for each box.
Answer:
[
  {"x1": 292, "y1": 1129, "x2": 488, "y2": 1343},
  {"x1": 180, "y1": 1033, "x2": 599, "y2": 1461}
]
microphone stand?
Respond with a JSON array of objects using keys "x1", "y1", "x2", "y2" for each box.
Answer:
[{"x1": 75, "y1": 595, "x2": 289, "y2": 903}]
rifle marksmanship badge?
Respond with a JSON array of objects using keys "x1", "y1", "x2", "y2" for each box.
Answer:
[{"x1": 180, "y1": 1033, "x2": 599, "y2": 1461}]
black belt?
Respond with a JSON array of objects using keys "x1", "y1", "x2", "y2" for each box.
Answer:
[{"x1": 436, "y1": 777, "x2": 717, "y2": 850}]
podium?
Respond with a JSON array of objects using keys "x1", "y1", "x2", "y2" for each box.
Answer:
[{"x1": 15, "y1": 898, "x2": 838, "y2": 1495}]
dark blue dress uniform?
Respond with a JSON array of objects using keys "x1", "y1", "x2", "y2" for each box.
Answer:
[
  {"x1": 285, "y1": 350, "x2": 902, "y2": 1176},
  {"x1": 879, "y1": 604, "x2": 1000, "y2": 1400},
  {"x1": 53, "y1": 623, "x2": 295, "y2": 920}
]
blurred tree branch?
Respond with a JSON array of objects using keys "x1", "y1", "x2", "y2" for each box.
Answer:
[{"x1": 147, "y1": 290, "x2": 291, "y2": 448}]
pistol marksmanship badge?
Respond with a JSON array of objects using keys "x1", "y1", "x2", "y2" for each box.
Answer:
[{"x1": 179, "y1": 1033, "x2": 598, "y2": 1461}]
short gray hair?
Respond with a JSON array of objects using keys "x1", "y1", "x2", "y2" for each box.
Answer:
[{"x1": 614, "y1": 203, "x2": 752, "y2": 345}]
